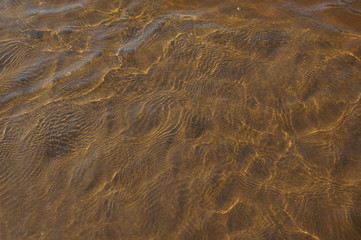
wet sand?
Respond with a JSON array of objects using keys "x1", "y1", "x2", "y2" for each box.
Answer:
[{"x1": 0, "y1": 0, "x2": 361, "y2": 239}]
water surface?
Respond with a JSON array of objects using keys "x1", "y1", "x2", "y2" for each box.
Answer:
[{"x1": 0, "y1": 0, "x2": 361, "y2": 239}]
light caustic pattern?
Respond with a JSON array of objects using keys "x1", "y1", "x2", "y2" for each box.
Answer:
[{"x1": 0, "y1": 0, "x2": 361, "y2": 239}]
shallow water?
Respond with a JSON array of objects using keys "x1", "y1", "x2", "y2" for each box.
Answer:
[{"x1": 0, "y1": 0, "x2": 361, "y2": 239}]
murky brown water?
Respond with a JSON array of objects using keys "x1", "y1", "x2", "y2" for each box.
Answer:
[{"x1": 0, "y1": 0, "x2": 361, "y2": 239}]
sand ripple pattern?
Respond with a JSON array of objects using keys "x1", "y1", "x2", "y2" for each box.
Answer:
[{"x1": 0, "y1": 0, "x2": 361, "y2": 240}]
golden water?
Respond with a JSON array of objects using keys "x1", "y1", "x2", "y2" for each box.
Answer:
[{"x1": 0, "y1": 0, "x2": 361, "y2": 239}]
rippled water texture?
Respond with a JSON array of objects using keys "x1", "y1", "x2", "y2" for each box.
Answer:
[{"x1": 0, "y1": 0, "x2": 361, "y2": 239}]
